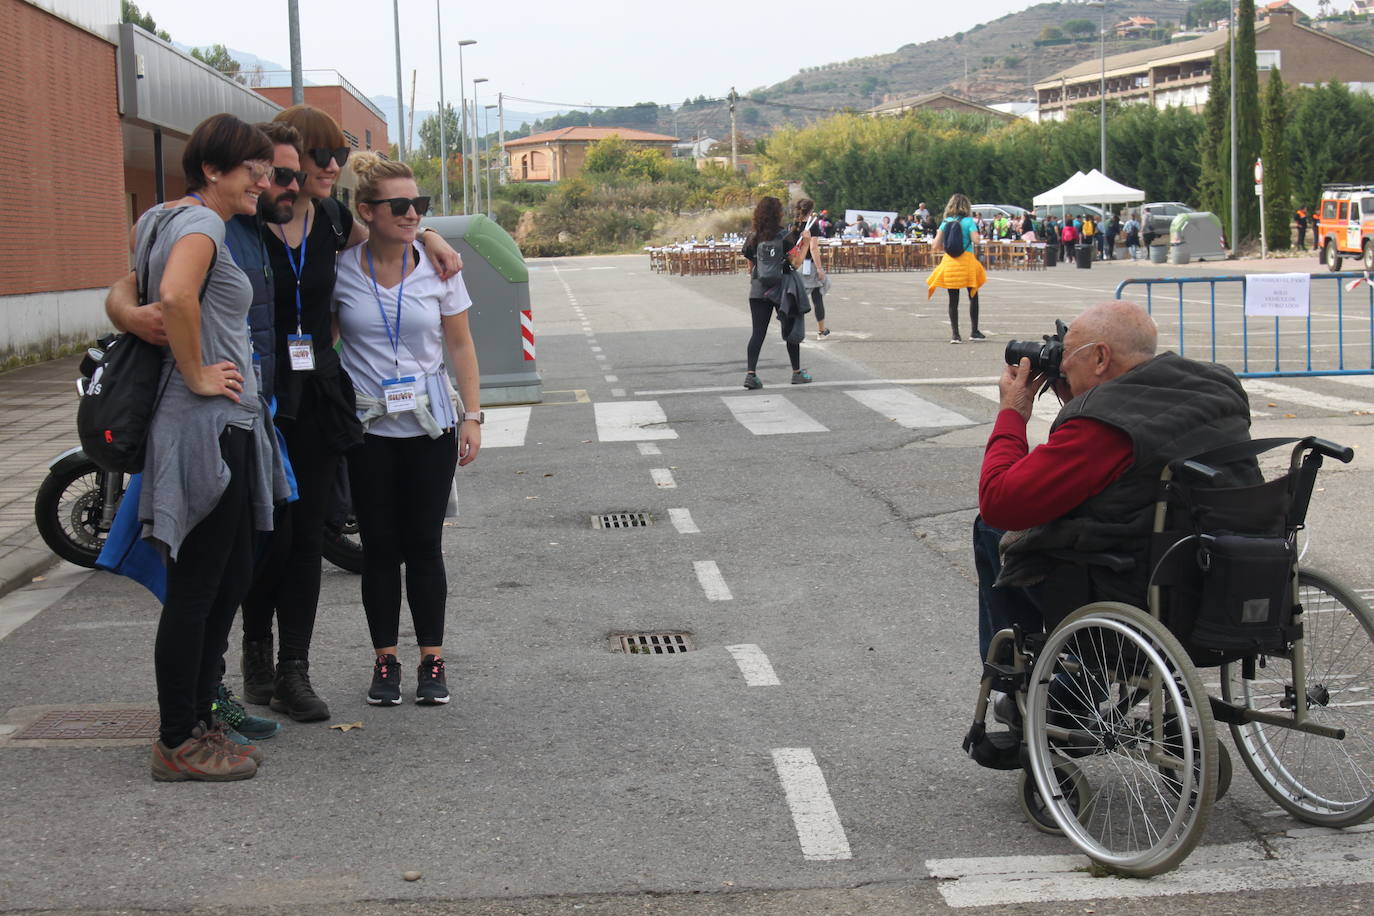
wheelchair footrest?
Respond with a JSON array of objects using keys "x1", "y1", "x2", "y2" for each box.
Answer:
[
  {"x1": 982, "y1": 662, "x2": 1028, "y2": 695},
  {"x1": 963, "y1": 721, "x2": 1023, "y2": 771}
]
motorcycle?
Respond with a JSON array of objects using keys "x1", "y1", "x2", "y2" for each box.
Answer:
[{"x1": 35, "y1": 448, "x2": 364, "y2": 574}]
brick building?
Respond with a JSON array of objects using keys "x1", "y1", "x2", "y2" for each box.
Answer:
[{"x1": 503, "y1": 127, "x2": 677, "y2": 183}]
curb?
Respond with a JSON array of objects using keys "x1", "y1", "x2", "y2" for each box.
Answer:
[{"x1": 0, "y1": 533, "x2": 60, "y2": 602}]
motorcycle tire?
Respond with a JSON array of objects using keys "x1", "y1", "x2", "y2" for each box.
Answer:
[
  {"x1": 322, "y1": 514, "x2": 364, "y2": 575},
  {"x1": 34, "y1": 461, "x2": 116, "y2": 568}
]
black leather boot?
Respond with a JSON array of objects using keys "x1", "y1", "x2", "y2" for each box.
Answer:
[
  {"x1": 270, "y1": 659, "x2": 330, "y2": 722},
  {"x1": 240, "y1": 636, "x2": 275, "y2": 706}
]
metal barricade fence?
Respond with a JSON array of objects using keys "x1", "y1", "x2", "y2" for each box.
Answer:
[{"x1": 1114, "y1": 272, "x2": 1374, "y2": 378}]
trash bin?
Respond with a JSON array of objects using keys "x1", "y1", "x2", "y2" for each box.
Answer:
[
  {"x1": 1075, "y1": 244, "x2": 1093, "y2": 269},
  {"x1": 1044, "y1": 244, "x2": 1057, "y2": 268},
  {"x1": 1170, "y1": 242, "x2": 1191, "y2": 265},
  {"x1": 1149, "y1": 243, "x2": 1169, "y2": 264},
  {"x1": 422, "y1": 214, "x2": 541, "y2": 406}
]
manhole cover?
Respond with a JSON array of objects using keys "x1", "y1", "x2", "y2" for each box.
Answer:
[
  {"x1": 12, "y1": 708, "x2": 159, "y2": 741},
  {"x1": 612, "y1": 632, "x2": 694, "y2": 654},
  {"x1": 592, "y1": 512, "x2": 652, "y2": 529}
]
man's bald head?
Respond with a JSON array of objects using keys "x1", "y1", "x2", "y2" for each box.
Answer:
[{"x1": 1069, "y1": 300, "x2": 1157, "y2": 368}]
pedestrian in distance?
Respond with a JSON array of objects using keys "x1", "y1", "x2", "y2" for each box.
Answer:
[
  {"x1": 333, "y1": 152, "x2": 482, "y2": 708},
  {"x1": 927, "y1": 193, "x2": 987, "y2": 344},
  {"x1": 117, "y1": 114, "x2": 292, "y2": 781},
  {"x1": 1295, "y1": 207, "x2": 1308, "y2": 250},
  {"x1": 793, "y1": 198, "x2": 831, "y2": 338},
  {"x1": 1122, "y1": 213, "x2": 1141, "y2": 260},
  {"x1": 741, "y1": 196, "x2": 811, "y2": 388}
]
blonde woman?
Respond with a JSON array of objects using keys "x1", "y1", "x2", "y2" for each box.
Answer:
[
  {"x1": 793, "y1": 198, "x2": 830, "y2": 338},
  {"x1": 332, "y1": 152, "x2": 481, "y2": 707},
  {"x1": 926, "y1": 193, "x2": 988, "y2": 344}
]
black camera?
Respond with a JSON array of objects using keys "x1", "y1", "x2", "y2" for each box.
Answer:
[{"x1": 1004, "y1": 319, "x2": 1068, "y2": 376}]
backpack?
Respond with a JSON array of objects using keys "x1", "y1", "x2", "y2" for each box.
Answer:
[
  {"x1": 941, "y1": 218, "x2": 967, "y2": 258},
  {"x1": 1081, "y1": 218, "x2": 1095, "y2": 237},
  {"x1": 754, "y1": 229, "x2": 790, "y2": 299}
]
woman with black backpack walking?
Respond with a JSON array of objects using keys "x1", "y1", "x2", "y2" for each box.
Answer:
[
  {"x1": 741, "y1": 196, "x2": 811, "y2": 388},
  {"x1": 926, "y1": 193, "x2": 987, "y2": 344}
]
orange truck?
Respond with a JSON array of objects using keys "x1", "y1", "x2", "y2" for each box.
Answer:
[{"x1": 1316, "y1": 183, "x2": 1374, "y2": 271}]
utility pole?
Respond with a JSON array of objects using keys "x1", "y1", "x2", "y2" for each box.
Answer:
[
  {"x1": 729, "y1": 87, "x2": 738, "y2": 174},
  {"x1": 288, "y1": 0, "x2": 303, "y2": 105},
  {"x1": 472, "y1": 77, "x2": 488, "y2": 218},
  {"x1": 1256, "y1": 157, "x2": 1267, "y2": 258},
  {"x1": 408, "y1": 70, "x2": 417, "y2": 154},
  {"x1": 457, "y1": 40, "x2": 476, "y2": 213},
  {"x1": 1099, "y1": 0, "x2": 1107, "y2": 173},
  {"x1": 485, "y1": 104, "x2": 497, "y2": 216},
  {"x1": 392, "y1": 0, "x2": 406, "y2": 161},
  {"x1": 1229, "y1": 0, "x2": 1238, "y2": 255},
  {"x1": 498, "y1": 92, "x2": 506, "y2": 186},
  {"x1": 435, "y1": 1, "x2": 449, "y2": 214}
]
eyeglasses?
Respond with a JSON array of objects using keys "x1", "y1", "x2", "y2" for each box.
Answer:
[
  {"x1": 362, "y1": 196, "x2": 431, "y2": 217},
  {"x1": 271, "y1": 167, "x2": 307, "y2": 188},
  {"x1": 307, "y1": 147, "x2": 350, "y2": 169},
  {"x1": 242, "y1": 159, "x2": 273, "y2": 182}
]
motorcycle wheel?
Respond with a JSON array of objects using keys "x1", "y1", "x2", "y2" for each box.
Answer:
[
  {"x1": 34, "y1": 462, "x2": 116, "y2": 568},
  {"x1": 322, "y1": 512, "x2": 364, "y2": 575}
]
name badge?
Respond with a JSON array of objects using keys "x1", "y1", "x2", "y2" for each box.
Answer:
[
  {"x1": 383, "y1": 376, "x2": 417, "y2": 414},
  {"x1": 288, "y1": 334, "x2": 314, "y2": 371}
]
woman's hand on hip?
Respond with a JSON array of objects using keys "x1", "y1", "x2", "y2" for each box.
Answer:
[{"x1": 186, "y1": 361, "x2": 244, "y2": 403}]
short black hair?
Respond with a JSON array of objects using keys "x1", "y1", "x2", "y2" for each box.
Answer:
[
  {"x1": 257, "y1": 121, "x2": 303, "y2": 157},
  {"x1": 182, "y1": 113, "x2": 272, "y2": 192}
]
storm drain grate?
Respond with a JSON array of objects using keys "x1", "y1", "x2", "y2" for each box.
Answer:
[
  {"x1": 592, "y1": 512, "x2": 652, "y2": 529},
  {"x1": 12, "y1": 708, "x2": 159, "y2": 741},
  {"x1": 612, "y1": 632, "x2": 694, "y2": 654}
]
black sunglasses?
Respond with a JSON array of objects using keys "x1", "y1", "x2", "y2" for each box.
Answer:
[
  {"x1": 271, "y1": 167, "x2": 307, "y2": 188},
  {"x1": 363, "y1": 196, "x2": 431, "y2": 217},
  {"x1": 307, "y1": 147, "x2": 350, "y2": 169}
]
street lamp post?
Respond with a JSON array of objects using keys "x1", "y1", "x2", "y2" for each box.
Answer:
[
  {"x1": 457, "y1": 39, "x2": 476, "y2": 214},
  {"x1": 1099, "y1": 0, "x2": 1107, "y2": 173},
  {"x1": 435, "y1": 2, "x2": 448, "y2": 214},
  {"x1": 472, "y1": 77, "x2": 488, "y2": 219},
  {"x1": 485, "y1": 103, "x2": 498, "y2": 217}
]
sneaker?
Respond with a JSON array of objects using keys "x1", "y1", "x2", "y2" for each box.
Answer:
[
  {"x1": 213, "y1": 682, "x2": 280, "y2": 740},
  {"x1": 203, "y1": 723, "x2": 264, "y2": 765},
  {"x1": 150, "y1": 724, "x2": 257, "y2": 782},
  {"x1": 743, "y1": 373, "x2": 762, "y2": 390},
  {"x1": 416, "y1": 655, "x2": 450, "y2": 705},
  {"x1": 791, "y1": 370, "x2": 813, "y2": 385},
  {"x1": 241, "y1": 636, "x2": 275, "y2": 705},
  {"x1": 270, "y1": 659, "x2": 330, "y2": 722},
  {"x1": 970, "y1": 330, "x2": 987, "y2": 340},
  {"x1": 818, "y1": 328, "x2": 831, "y2": 338},
  {"x1": 367, "y1": 653, "x2": 403, "y2": 706}
]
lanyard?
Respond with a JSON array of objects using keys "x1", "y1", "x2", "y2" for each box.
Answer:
[
  {"x1": 365, "y1": 243, "x2": 408, "y2": 372},
  {"x1": 277, "y1": 210, "x2": 310, "y2": 335}
]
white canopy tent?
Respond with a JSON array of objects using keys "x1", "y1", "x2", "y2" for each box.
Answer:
[
  {"x1": 1032, "y1": 171, "x2": 1085, "y2": 209},
  {"x1": 1034, "y1": 169, "x2": 1144, "y2": 208}
]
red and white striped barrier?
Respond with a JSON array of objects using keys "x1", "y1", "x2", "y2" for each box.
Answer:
[{"x1": 520, "y1": 310, "x2": 536, "y2": 361}]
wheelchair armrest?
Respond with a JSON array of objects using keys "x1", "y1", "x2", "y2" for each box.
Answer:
[{"x1": 1177, "y1": 460, "x2": 1223, "y2": 485}]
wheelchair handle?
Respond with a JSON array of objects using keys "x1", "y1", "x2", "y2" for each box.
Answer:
[
  {"x1": 1306, "y1": 437, "x2": 1355, "y2": 464},
  {"x1": 1177, "y1": 460, "x2": 1223, "y2": 484}
]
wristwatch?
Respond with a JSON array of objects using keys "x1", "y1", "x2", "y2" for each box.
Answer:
[{"x1": 463, "y1": 411, "x2": 484, "y2": 425}]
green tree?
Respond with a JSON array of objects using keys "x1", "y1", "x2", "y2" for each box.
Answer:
[
  {"x1": 1062, "y1": 18, "x2": 1097, "y2": 37},
  {"x1": 120, "y1": 0, "x2": 169, "y2": 40},
  {"x1": 1260, "y1": 69, "x2": 1293, "y2": 251},
  {"x1": 191, "y1": 43, "x2": 244, "y2": 84},
  {"x1": 583, "y1": 135, "x2": 632, "y2": 177},
  {"x1": 1199, "y1": 49, "x2": 1230, "y2": 219},
  {"x1": 1235, "y1": 0, "x2": 1262, "y2": 243},
  {"x1": 1288, "y1": 81, "x2": 1374, "y2": 209},
  {"x1": 1039, "y1": 25, "x2": 1065, "y2": 41},
  {"x1": 418, "y1": 104, "x2": 463, "y2": 162},
  {"x1": 1187, "y1": 0, "x2": 1230, "y2": 28}
]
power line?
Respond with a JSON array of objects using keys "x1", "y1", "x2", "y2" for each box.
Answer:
[{"x1": 500, "y1": 92, "x2": 848, "y2": 116}]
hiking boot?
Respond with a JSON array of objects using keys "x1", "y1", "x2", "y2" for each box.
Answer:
[
  {"x1": 416, "y1": 655, "x2": 450, "y2": 706},
  {"x1": 270, "y1": 659, "x2": 330, "y2": 722},
  {"x1": 213, "y1": 682, "x2": 280, "y2": 741},
  {"x1": 202, "y1": 723, "x2": 264, "y2": 765},
  {"x1": 743, "y1": 373, "x2": 762, "y2": 390},
  {"x1": 241, "y1": 636, "x2": 275, "y2": 705},
  {"x1": 791, "y1": 369, "x2": 813, "y2": 385},
  {"x1": 150, "y1": 725, "x2": 257, "y2": 782},
  {"x1": 367, "y1": 653, "x2": 403, "y2": 706}
]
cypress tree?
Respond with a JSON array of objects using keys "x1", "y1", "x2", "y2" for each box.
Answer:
[
  {"x1": 1235, "y1": 0, "x2": 1262, "y2": 242},
  {"x1": 1199, "y1": 49, "x2": 1230, "y2": 220},
  {"x1": 1260, "y1": 69, "x2": 1293, "y2": 251}
]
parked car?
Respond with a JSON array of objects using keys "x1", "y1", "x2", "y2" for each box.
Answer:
[
  {"x1": 972, "y1": 204, "x2": 1030, "y2": 222},
  {"x1": 1315, "y1": 183, "x2": 1374, "y2": 271},
  {"x1": 1034, "y1": 203, "x2": 1105, "y2": 222},
  {"x1": 1140, "y1": 201, "x2": 1195, "y2": 238}
]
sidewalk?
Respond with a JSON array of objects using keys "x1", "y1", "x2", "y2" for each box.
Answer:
[{"x1": 0, "y1": 354, "x2": 83, "y2": 598}]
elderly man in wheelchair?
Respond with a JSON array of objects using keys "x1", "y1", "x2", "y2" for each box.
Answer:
[{"x1": 964, "y1": 300, "x2": 1373, "y2": 877}]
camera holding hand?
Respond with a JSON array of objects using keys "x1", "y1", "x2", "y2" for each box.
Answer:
[{"x1": 1004, "y1": 319, "x2": 1067, "y2": 376}]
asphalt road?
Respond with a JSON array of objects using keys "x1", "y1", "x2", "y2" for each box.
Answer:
[{"x1": 2, "y1": 251, "x2": 1374, "y2": 914}]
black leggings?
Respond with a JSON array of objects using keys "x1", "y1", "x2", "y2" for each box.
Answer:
[
  {"x1": 810, "y1": 288, "x2": 825, "y2": 322},
  {"x1": 156, "y1": 426, "x2": 255, "y2": 746},
  {"x1": 746, "y1": 298, "x2": 801, "y2": 372},
  {"x1": 947, "y1": 288, "x2": 981, "y2": 338},
  {"x1": 348, "y1": 430, "x2": 458, "y2": 649},
  {"x1": 241, "y1": 395, "x2": 339, "y2": 661}
]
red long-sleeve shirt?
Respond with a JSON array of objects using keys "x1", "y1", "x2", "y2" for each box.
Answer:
[{"x1": 978, "y1": 409, "x2": 1135, "y2": 531}]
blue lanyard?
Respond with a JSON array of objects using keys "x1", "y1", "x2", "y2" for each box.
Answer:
[
  {"x1": 365, "y1": 244, "x2": 408, "y2": 371},
  {"x1": 187, "y1": 193, "x2": 206, "y2": 205},
  {"x1": 278, "y1": 210, "x2": 310, "y2": 335}
]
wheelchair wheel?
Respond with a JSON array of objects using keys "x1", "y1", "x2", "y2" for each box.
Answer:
[
  {"x1": 1018, "y1": 759, "x2": 1091, "y2": 836},
  {"x1": 1025, "y1": 603, "x2": 1216, "y2": 877},
  {"x1": 1221, "y1": 569, "x2": 1374, "y2": 827}
]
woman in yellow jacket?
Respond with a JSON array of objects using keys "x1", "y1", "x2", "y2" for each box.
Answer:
[{"x1": 926, "y1": 193, "x2": 987, "y2": 344}]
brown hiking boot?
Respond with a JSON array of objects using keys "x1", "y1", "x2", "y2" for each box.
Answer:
[
  {"x1": 150, "y1": 725, "x2": 257, "y2": 782},
  {"x1": 202, "y1": 724, "x2": 264, "y2": 765}
]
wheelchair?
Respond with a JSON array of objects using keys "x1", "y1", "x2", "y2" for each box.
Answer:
[{"x1": 964, "y1": 436, "x2": 1374, "y2": 877}]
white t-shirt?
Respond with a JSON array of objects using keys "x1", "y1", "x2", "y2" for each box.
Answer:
[{"x1": 333, "y1": 243, "x2": 472, "y2": 438}]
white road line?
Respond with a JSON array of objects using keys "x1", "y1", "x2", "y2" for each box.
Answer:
[
  {"x1": 771, "y1": 748, "x2": 852, "y2": 862},
  {"x1": 928, "y1": 831, "x2": 1374, "y2": 908},
  {"x1": 845, "y1": 387, "x2": 974, "y2": 428},
  {"x1": 1245, "y1": 379, "x2": 1374, "y2": 413},
  {"x1": 636, "y1": 442, "x2": 661, "y2": 456},
  {"x1": 483, "y1": 406, "x2": 532, "y2": 448},
  {"x1": 721, "y1": 395, "x2": 828, "y2": 435},
  {"x1": 638, "y1": 377, "x2": 1000, "y2": 396},
  {"x1": 591, "y1": 346, "x2": 602, "y2": 352},
  {"x1": 586, "y1": 266, "x2": 617, "y2": 270},
  {"x1": 650, "y1": 468, "x2": 676, "y2": 489},
  {"x1": 604, "y1": 375, "x2": 618, "y2": 382},
  {"x1": 612, "y1": 388, "x2": 627, "y2": 397},
  {"x1": 0, "y1": 564, "x2": 91, "y2": 643},
  {"x1": 594, "y1": 401, "x2": 678, "y2": 441},
  {"x1": 667, "y1": 508, "x2": 700, "y2": 534},
  {"x1": 725, "y1": 644, "x2": 780, "y2": 686},
  {"x1": 693, "y1": 560, "x2": 732, "y2": 601},
  {"x1": 1325, "y1": 374, "x2": 1374, "y2": 390}
]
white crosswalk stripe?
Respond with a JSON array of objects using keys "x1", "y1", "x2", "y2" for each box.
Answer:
[
  {"x1": 844, "y1": 387, "x2": 974, "y2": 428},
  {"x1": 720, "y1": 395, "x2": 828, "y2": 435},
  {"x1": 594, "y1": 401, "x2": 678, "y2": 441},
  {"x1": 1244, "y1": 379, "x2": 1374, "y2": 414},
  {"x1": 483, "y1": 407, "x2": 532, "y2": 448}
]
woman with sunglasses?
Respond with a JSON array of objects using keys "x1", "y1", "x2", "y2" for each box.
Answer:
[
  {"x1": 332, "y1": 152, "x2": 480, "y2": 707},
  {"x1": 128, "y1": 114, "x2": 289, "y2": 780},
  {"x1": 239, "y1": 105, "x2": 462, "y2": 723}
]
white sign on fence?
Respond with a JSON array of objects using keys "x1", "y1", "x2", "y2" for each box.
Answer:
[{"x1": 1245, "y1": 272, "x2": 1311, "y2": 317}]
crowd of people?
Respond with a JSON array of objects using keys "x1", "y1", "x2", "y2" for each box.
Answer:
[{"x1": 104, "y1": 107, "x2": 482, "y2": 782}]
